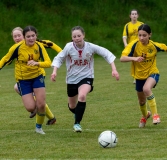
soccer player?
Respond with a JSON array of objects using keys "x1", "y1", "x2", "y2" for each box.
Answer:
[
  {"x1": 0, "y1": 26, "x2": 52, "y2": 134},
  {"x1": 51, "y1": 26, "x2": 119, "y2": 132},
  {"x1": 122, "y1": 9, "x2": 143, "y2": 84},
  {"x1": 12, "y1": 27, "x2": 62, "y2": 125},
  {"x1": 120, "y1": 24, "x2": 167, "y2": 128}
]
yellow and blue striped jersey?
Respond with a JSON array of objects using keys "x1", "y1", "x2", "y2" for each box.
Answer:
[
  {"x1": 121, "y1": 39, "x2": 167, "y2": 79},
  {"x1": 0, "y1": 40, "x2": 51, "y2": 81},
  {"x1": 123, "y1": 21, "x2": 143, "y2": 44}
]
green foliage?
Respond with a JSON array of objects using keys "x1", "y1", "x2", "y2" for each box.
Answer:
[
  {"x1": 0, "y1": 0, "x2": 167, "y2": 57},
  {"x1": 0, "y1": 54, "x2": 167, "y2": 159}
]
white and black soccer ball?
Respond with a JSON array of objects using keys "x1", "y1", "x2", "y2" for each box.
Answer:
[{"x1": 98, "y1": 130, "x2": 118, "y2": 148}]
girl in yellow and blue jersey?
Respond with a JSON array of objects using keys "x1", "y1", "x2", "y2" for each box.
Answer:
[
  {"x1": 11, "y1": 27, "x2": 62, "y2": 124},
  {"x1": 122, "y1": 9, "x2": 143, "y2": 47},
  {"x1": 122, "y1": 9, "x2": 143, "y2": 84},
  {"x1": 0, "y1": 26, "x2": 53, "y2": 134},
  {"x1": 120, "y1": 24, "x2": 167, "y2": 128}
]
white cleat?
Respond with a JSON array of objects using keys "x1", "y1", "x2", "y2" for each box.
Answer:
[{"x1": 35, "y1": 128, "x2": 45, "y2": 135}]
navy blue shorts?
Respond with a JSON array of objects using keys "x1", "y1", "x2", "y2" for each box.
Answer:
[
  {"x1": 17, "y1": 75, "x2": 45, "y2": 96},
  {"x1": 67, "y1": 78, "x2": 94, "y2": 97},
  {"x1": 136, "y1": 74, "x2": 160, "y2": 92}
]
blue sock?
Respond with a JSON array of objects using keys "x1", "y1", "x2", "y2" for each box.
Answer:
[{"x1": 36, "y1": 124, "x2": 42, "y2": 128}]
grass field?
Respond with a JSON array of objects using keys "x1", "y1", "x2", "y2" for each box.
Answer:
[{"x1": 0, "y1": 53, "x2": 167, "y2": 159}]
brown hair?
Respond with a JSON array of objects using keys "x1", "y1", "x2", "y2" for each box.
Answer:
[{"x1": 23, "y1": 25, "x2": 37, "y2": 37}]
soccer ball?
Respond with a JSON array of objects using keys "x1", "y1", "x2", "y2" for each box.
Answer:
[{"x1": 98, "y1": 130, "x2": 118, "y2": 148}]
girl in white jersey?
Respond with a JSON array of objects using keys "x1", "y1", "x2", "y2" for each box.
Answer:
[{"x1": 51, "y1": 26, "x2": 119, "y2": 132}]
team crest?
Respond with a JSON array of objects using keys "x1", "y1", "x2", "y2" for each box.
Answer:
[
  {"x1": 34, "y1": 49, "x2": 39, "y2": 54},
  {"x1": 39, "y1": 78, "x2": 44, "y2": 83},
  {"x1": 148, "y1": 49, "x2": 153, "y2": 53}
]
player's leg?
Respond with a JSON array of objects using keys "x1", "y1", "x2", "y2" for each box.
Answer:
[
  {"x1": 67, "y1": 83, "x2": 78, "y2": 114},
  {"x1": 15, "y1": 82, "x2": 36, "y2": 118},
  {"x1": 67, "y1": 83, "x2": 81, "y2": 132},
  {"x1": 21, "y1": 93, "x2": 36, "y2": 112},
  {"x1": 33, "y1": 75, "x2": 46, "y2": 134},
  {"x1": 137, "y1": 91, "x2": 151, "y2": 128},
  {"x1": 33, "y1": 87, "x2": 46, "y2": 134},
  {"x1": 143, "y1": 74, "x2": 160, "y2": 124},
  {"x1": 136, "y1": 79, "x2": 151, "y2": 128},
  {"x1": 73, "y1": 78, "x2": 93, "y2": 132},
  {"x1": 45, "y1": 103, "x2": 56, "y2": 125},
  {"x1": 17, "y1": 80, "x2": 36, "y2": 113},
  {"x1": 68, "y1": 95, "x2": 78, "y2": 114}
]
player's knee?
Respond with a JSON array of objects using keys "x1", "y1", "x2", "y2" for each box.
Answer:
[{"x1": 78, "y1": 94, "x2": 86, "y2": 102}]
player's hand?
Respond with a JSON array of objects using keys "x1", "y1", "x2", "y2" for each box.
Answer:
[
  {"x1": 50, "y1": 73, "x2": 57, "y2": 82},
  {"x1": 112, "y1": 70, "x2": 120, "y2": 81},
  {"x1": 27, "y1": 60, "x2": 38, "y2": 66},
  {"x1": 134, "y1": 57, "x2": 145, "y2": 62}
]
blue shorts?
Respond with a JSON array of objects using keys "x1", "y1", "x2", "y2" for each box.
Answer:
[
  {"x1": 17, "y1": 75, "x2": 45, "y2": 96},
  {"x1": 67, "y1": 78, "x2": 94, "y2": 97},
  {"x1": 136, "y1": 74, "x2": 160, "y2": 92}
]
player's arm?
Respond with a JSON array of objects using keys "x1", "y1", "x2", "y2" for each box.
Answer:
[
  {"x1": 37, "y1": 40, "x2": 62, "y2": 53},
  {"x1": 123, "y1": 37, "x2": 128, "y2": 47},
  {"x1": 110, "y1": 62, "x2": 119, "y2": 81},
  {"x1": 0, "y1": 46, "x2": 17, "y2": 69},
  {"x1": 122, "y1": 25, "x2": 128, "y2": 47},
  {"x1": 51, "y1": 45, "x2": 68, "y2": 82},
  {"x1": 38, "y1": 44, "x2": 51, "y2": 68},
  {"x1": 152, "y1": 41, "x2": 167, "y2": 52},
  {"x1": 50, "y1": 42, "x2": 62, "y2": 53},
  {"x1": 120, "y1": 56, "x2": 144, "y2": 62}
]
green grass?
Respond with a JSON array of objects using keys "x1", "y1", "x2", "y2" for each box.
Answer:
[{"x1": 0, "y1": 53, "x2": 167, "y2": 159}]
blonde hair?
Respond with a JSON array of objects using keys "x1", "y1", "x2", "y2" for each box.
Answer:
[{"x1": 11, "y1": 27, "x2": 23, "y2": 36}]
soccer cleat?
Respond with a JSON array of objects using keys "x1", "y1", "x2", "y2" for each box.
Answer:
[
  {"x1": 46, "y1": 117, "x2": 56, "y2": 125},
  {"x1": 29, "y1": 110, "x2": 36, "y2": 118},
  {"x1": 35, "y1": 128, "x2": 45, "y2": 135},
  {"x1": 153, "y1": 114, "x2": 161, "y2": 125},
  {"x1": 139, "y1": 111, "x2": 151, "y2": 128},
  {"x1": 73, "y1": 124, "x2": 82, "y2": 132}
]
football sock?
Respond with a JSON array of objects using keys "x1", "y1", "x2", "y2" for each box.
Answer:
[
  {"x1": 33, "y1": 95, "x2": 36, "y2": 100},
  {"x1": 36, "y1": 112, "x2": 45, "y2": 127},
  {"x1": 45, "y1": 104, "x2": 54, "y2": 119},
  {"x1": 75, "y1": 101, "x2": 86, "y2": 124},
  {"x1": 68, "y1": 103, "x2": 75, "y2": 114},
  {"x1": 139, "y1": 103, "x2": 148, "y2": 117},
  {"x1": 147, "y1": 94, "x2": 157, "y2": 115}
]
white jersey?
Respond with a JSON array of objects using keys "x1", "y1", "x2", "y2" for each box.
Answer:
[{"x1": 51, "y1": 41, "x2": 116, "y2": 84}]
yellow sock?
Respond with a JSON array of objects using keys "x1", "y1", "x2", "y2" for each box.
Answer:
[
  {"x1": 45, "y1": 104, "x2": 54, "y2": 120},
  {"x1": 139, "y1": 103, "x2": 148, "y2": 117},
  {"x1": 36, "y1": 112, "x2": 45, "y2": 125},
  {"x1": 147, "y1": 94, "x2": 157, "y2": 115},
  {"x1": 33, "y1": 95, "x2": 36, "y2": 100}
]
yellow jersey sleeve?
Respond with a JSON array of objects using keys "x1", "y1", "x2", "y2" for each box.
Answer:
[
  {"x1": 38, "y1": 40, "x2": 62, "y2": 53},
  {"x1": 0, "y1": 43, "x2": 21, "y2": 69},
  {"x1": 36, "y1": 42, "x2": 52, "y2": 68}
]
